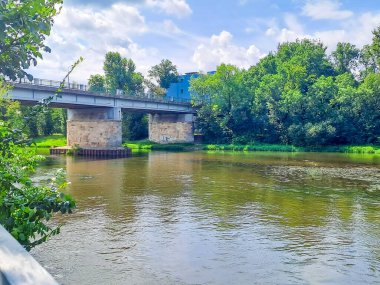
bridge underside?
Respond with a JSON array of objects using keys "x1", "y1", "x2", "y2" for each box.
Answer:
[
  {"x1": 67, "y1": 108, "x2": 194, "y2": 148},
  {"x1": 8, "y1": 85, "x2": 195, "y2": 148}
]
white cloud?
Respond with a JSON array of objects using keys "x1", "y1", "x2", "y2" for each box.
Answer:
[
  {"x1": 265, "y1": 10, "x2": 380, "y2": 53},
  {"x1": 145, "y1": 0, "x2": 192, "y2": 18},
  {"x1": 284, "y1": 13, "x2": 304, "y2": 34},
  {"x1": 274, "y1": 14, "x2": 309, "y2": 43},
  {"x1": 192, "y1": 31, "x2": 263, "y2": 71},
  {"x1": 161, "y1": 20, "x2": 183, "y2": 35},
  {"x1": 302, "y1": 0, "x2": 353, "y2": 20},
  {"x1": 29, "y1": 3, "x2": 159, "y2": 82}
]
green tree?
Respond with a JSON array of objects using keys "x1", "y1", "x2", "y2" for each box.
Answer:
[
  {"x1": 360, "y1": 27, "x2": 380, "y2": 79},
  {"x1": 0, "y1": 1, "x2": 78, "y2": 249},
  {"x1": 148, "y1": 59, "x2": 179, "y2": 89},
  {"x1": 191, "y1": 64, "x2": 251, "y2": 143},
  {"x1": 90, "y1": 52, "x2": 147, "y2": 139},
  {"x1": 331, "y1": 42, "x2": 360, "y2": 75},
  {"x1": 88, "y1": 74, "x2": 105, "y2": 93},
  {"x1": 0, "y1": 80, "x2": 75, "y2": 250},
  {"x1": 356, "y1": 73, "x2": 380, "y2": 143},
  {"x1": 122, "y1": 112, "x2": 148, "y2": 141},
  {"x1": 103, "y1": 52, "x2": 144, "y2": 95},
  {"x1": 0, "y1": 0, "x2": 62, "y2": 80}
]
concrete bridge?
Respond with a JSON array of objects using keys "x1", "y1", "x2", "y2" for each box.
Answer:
[{"x1": 6, "y1": 78, "x2": 196, "y2": 148}]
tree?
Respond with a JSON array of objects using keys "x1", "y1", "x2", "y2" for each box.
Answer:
[
  {"x1": 190, "y1": 64, "x2": 251, "y2": 143},
  {"x1": 0, "y1": 80, "x2": 75, "y2": 250},
  {"x1": 103, "y1": 52, "x2": 144, "y2": 95},
  {"x1": 0, "y1": 1, "x2": 77, "y2": 249},
  {"x1": 88, "y1": 52, "x2": 148, "y2": 140},
  {"x1": 88, "y1": 74, "x2": 106, "y2": 93},
  {"x1": 122, "y1": 112, "x2": 148, "y2": 141},
  {"x1": 0, "y1": 0, "x2": 63, "y2": 80},
  {"x1": 331, "y1": 42, "x2": 360, "y2": 75},
  {"x1": 148, "y1": 59, "x2": 179, "y2": 89}
]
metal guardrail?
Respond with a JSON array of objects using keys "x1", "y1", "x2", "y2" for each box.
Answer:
[
  {"x1": 0, "y1": 225, "x2": 59, "y2": 285},
  {"x1": 5, "y1": 77, "x2": 192, "y2": 105}
]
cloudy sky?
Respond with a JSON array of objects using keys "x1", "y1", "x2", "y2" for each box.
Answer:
[{"x1": 30, "y1": 0, "x2": 380, "y2": 83}]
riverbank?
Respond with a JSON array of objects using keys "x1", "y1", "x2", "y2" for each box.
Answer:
[
  {"x1": 124, "y1": 141, "x2": 380, "y2": 154},
  {"x1": 32, "y1": 136, "x2": 380, "y2": 154},
  {"x1": 32, "y1": 134, "x2": 66, "y2": 148}
]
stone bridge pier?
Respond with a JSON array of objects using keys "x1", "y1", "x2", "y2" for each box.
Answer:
[
  {"x1": 67, "y1": 108, "x2": 194, "y2": 147},
  {"x1": 67, "y1": 107, "x2": 122, "y2": 148},
  {"x1": 149, "y1": 113, "x2": 194, "y2": 143}
]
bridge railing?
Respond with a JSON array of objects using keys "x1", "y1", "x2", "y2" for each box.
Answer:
[{"x1": 4, "y1": 77, "x2": 192, "y2": 105}]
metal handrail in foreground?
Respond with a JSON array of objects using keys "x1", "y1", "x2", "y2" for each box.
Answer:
[
  {"x1": 0, "y1": 225, "x2": 59, "y2": 285},
  {"x1": 5, "y1": 77, "x2": 192, "y2": 105}
]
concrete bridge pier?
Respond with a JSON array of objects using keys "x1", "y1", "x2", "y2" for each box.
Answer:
[
  {"x1": 67, "y1": 107, "x2": 122, "y2": 148},
  {"x1": 149, "y1": 113, "x2": 194, "y2": 143}
]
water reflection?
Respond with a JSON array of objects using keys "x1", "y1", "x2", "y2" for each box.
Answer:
[{"x1": 32, "y1": 152, "x2": 380, "y2": 284}]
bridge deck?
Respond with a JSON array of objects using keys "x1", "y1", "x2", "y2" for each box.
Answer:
[{"x1": 6, "y1": 79, "x2": 195, "y2": 114}]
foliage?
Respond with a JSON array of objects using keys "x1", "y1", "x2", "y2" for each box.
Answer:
[
  {"x1": 202, "y1": 143, "x2": 380, "y2": 154},
  {"x1": 0, "y1": 0, "x2": 63, "y2": 80},
  {"x1": 144, "y1": 78, "x2": 166, "y2": 97},
  {"x1": 103, "y1": 51, "x2": 144, "y2": 95},
  {"x1": 148, "y1": 59, "x2": 179, "y2": 89},
  {"x1": 190, "y1": 35, "x2": 380, "y2": 147},
  {"x1": 0, "y1": 57, "x2": 82, "y2": 249},
  {"x1": 331, "y1": 42, "x2": 359, "y2": 75},
  {"x1": 89, "y1": 52, "x2": 148, "y2": 140},
  {"x1": 19, "y1": 106, "x2": 66, "y2": 138},
  {"x1": 0, "y1": 81, "x2": 75, "y2": 250},
  {"x1": 88, "y1": 74, "x2": 105, "y2": 93},
  {"x1": 122, "y1": 112, "x2": 148, "y2": 141},
  {"x1": 190, "y1": 64, "x2": 250, "y2": 143}
]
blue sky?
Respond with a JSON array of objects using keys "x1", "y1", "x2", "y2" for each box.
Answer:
[{"x1": 31, "y1": 0, "x2": 380, "y2": 82}]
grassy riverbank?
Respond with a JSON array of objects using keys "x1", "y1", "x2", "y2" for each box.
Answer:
[
  {"x1": 125, "y1": 141, "x2": 380, "y2": 154},
  {"x1": 123, "y1": 141, "x2": 194, "y2": 151},
  {"x1": 32, "y1": 134, "x2": 66, "y2": 148},
  {"x1": 33, "y1": 136, "x2": 380, "y2": 154},
  {"x1": 204, "y1": 143, "x2": 380, "y2": 153}
]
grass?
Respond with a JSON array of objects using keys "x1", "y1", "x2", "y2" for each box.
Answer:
[
  {"x1": 203, "y1": 143, "x2": 304, "y2": 152},
  {"x1": 32, "y1": 134, "x2": 66, "y2": 148},
  {"x1": 203, "y1": 143, "x2": 380, "y2": 154},
  {"x1": 123, "y1": 140, "x2": 195, "y2": 151},
  {"x1": 33, "y1": 135, "x2": 379, "y2": 154},
  {"x1": 125, "y1": 140, "x2": 380, "y2": 154}
]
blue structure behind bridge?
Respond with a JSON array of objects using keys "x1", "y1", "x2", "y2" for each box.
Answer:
[{"x1": 165, "y1": 71, "x2": 215, "y2": 102}]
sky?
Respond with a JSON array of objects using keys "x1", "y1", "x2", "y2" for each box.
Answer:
[{"x1": 30, "y1": 0, "x2": 380, "y2": 83}]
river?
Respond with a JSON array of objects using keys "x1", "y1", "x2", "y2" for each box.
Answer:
[{"x1": 31, "y1": 151, "x2": 380, "y2": 284}]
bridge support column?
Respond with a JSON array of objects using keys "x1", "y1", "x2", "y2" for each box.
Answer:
[
  {"x1": 67, "y1": 107, "x2": 122, "y2": 148},
  {"x1": 149, "y1": 113, "x2": 194, "y2": 143}
]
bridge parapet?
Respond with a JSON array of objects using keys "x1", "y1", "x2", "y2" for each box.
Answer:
[{"x1": 5, "y1": 77, "x2": 191, "y2": 105}]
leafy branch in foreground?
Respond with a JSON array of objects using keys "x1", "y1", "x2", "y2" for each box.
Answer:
[{"x1": 0, "y1": 57, "x2": 83, "y2": 250}]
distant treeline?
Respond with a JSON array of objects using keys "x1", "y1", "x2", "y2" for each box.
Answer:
[
  {"x1": 0, "y1": 103, "x2": 66, "y2": 138},
  {"x1": 190, "y1": 29, "x2": 380, "y2": 146}
]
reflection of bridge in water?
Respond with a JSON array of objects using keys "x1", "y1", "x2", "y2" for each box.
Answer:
[{"x1": 6, "y1": 78, "x2": 196, "y2": 147}]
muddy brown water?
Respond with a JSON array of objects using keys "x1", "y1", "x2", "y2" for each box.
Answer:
[{"x1": 32, "y1": 151, "x2": 380, "y2": 284}]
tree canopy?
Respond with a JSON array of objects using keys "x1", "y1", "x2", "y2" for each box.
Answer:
[
  {"x1": 0, "y1": 0, "x2": 62, "y2": 80},
  {"x1": 191, "y1": 36, "x2": 380, "y2": 146},
  {"x1": 0, "y1": 0, "x2": 75, "y2": 249},
  {"x1": 148, "y1": 59, "x2": 179, "y2": 89}
]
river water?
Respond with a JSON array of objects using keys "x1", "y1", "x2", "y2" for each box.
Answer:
[{"x1": 32, "y1": 151, "x2": 380, "y2": 284}]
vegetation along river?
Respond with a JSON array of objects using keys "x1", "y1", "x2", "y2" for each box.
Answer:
[{"x1": 31, "y1": 151, "x2": 380, "y2": 285}]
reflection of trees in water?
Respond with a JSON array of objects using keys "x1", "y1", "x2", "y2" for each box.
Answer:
[
  {"x1": 65, "y1": 156, "x2": 148, "y2": 221},
  {"x1": 63, "y1": 152, "x2": 380, "y2": 265},
  {"x1": 188, "y1": 152, "x2": 380, "y2": 265}
]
